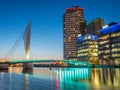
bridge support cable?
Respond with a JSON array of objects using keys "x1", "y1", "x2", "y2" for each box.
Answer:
[
  {"x1": 42, "y1": 36, "x2": 63, "y2": 56},
  {"x1": 31, "y1": 35, "x2": 61, "y2": 60},
  {"x1": 40, "y1": 38, "x2": 63, "y2": 59},
  {"x1": 5, "y1": 20, "x2": 32, "y2": 60},
  {"x1": 31, "y1": 37, "x2": 59, "y2": 59},
  {"x1": 31, "y1": 34, "x2": 60, "y2": 59},
  {"x1": 31, "y1": 38, "x2": 53, "y2": 59},
  {"x1": 33, "y1": 32, "x2": 63, "y2": 57},
  {"x1": 32, "y1": 42, "x2": 54, "y2": 60},
  {"x1": 32, "y1": 32, "x2": 62, "y2": 60},
  {"x1": 5, "y1": 31, "x2": 24, "y2": 60}
]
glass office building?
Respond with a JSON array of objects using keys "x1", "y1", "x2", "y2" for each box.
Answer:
[
  {"x1": 98, "y1": 23, "x2": 120, "y2": 65},
  {"x1": 77, "y1": 34, "x2": 98, "y2": 64}
]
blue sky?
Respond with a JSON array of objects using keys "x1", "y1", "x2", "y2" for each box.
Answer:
[{"x1": 0, "y1": 0, "x2": 120, "y2": 60}]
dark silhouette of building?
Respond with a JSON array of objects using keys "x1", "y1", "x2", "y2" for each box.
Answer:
[
  {"x1": 63, "y1": 6, "x2": 86, "y2": 60},
  {"x1": 86, "y1": 18, "x2": 104, "y2": 35}
]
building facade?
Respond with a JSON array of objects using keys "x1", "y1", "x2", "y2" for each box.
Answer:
[
  {"x1": 77, "y1": 34, "x2": 98, "y2": 64},
  {"x1": 86, "y1": 18, "x2": 104, "y2": 35},
  {"x1": 63, "y1": 6, "x2": 86, "y2": 59},
  {"x1": 98, "y1": 23, "x2": 120, "y2": 65}
]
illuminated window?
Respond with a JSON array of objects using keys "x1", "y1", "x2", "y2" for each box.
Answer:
[{"x1": 88, "y1": 35, "x2": 91, "y2": 39}]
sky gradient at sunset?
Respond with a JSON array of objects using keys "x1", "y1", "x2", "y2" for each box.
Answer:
[{"x1": 0, "y1": 0, "x2": 120, "y2": 59}]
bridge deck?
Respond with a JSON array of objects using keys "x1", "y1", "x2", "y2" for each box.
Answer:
[{"x1": 0, "y1": 59, "x2": 91, "y2": 66}]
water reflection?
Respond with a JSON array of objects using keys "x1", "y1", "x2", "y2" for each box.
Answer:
[
  {"x1": 8, "y1": 66, "x2": 33, "y2": 74},
  {"x1": 52, "y1": 68, "x2": 120, "y2": 90},
  {"x1": 0, "y1": 71, "x2": 57, "y2": 90},
  {"x1": 52, "y1": 68, "x2": 90, "y2": 90},
  {"x1": 98, "y1": 68, "x2": 120, "y2": 87},
  {"x1": 9, "y1": 67, "x2": 23, "y2": 74},
  {"x1": 88, "y1": 68, "x2": 120, "y2": 90},
  {"x1": 53, "y1": 68, "x2": 90, "y2": 83},
  {"x1": 0, "y1": 67, "x2": 120, "y2": 90},
  {"x1": 0, "y1": 72, "x2": 26, "y2": 90}
]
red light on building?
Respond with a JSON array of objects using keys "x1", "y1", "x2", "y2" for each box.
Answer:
[{"x1": 66, "y1": 6, "x2": 84, "y2": 12}]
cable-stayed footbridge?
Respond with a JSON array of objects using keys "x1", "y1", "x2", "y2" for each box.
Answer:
[{"x1": 0, "y1": 20, "x2": 91, "y2": 69}]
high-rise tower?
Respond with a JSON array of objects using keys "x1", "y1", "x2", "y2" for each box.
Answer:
[{"x1": 63, "y1": 6, "x2": 86, "y2": 60}]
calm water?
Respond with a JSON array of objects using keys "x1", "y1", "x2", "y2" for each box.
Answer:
[{"x1": 0, "y1": 67, "x2": 120, "y2": 90}]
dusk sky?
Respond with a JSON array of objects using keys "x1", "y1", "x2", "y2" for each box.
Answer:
[{"x1": 0, "y1": 0, "x2": 120, "y2": 60}]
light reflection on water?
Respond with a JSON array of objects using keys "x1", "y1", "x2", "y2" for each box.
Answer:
[{"x1": 0, "y1": 67, "x2": 120, "y2": 90}]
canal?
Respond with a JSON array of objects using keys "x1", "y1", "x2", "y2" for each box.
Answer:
[{"x1": 0, "y1": 67, "x2": 120, "y2": 90}]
